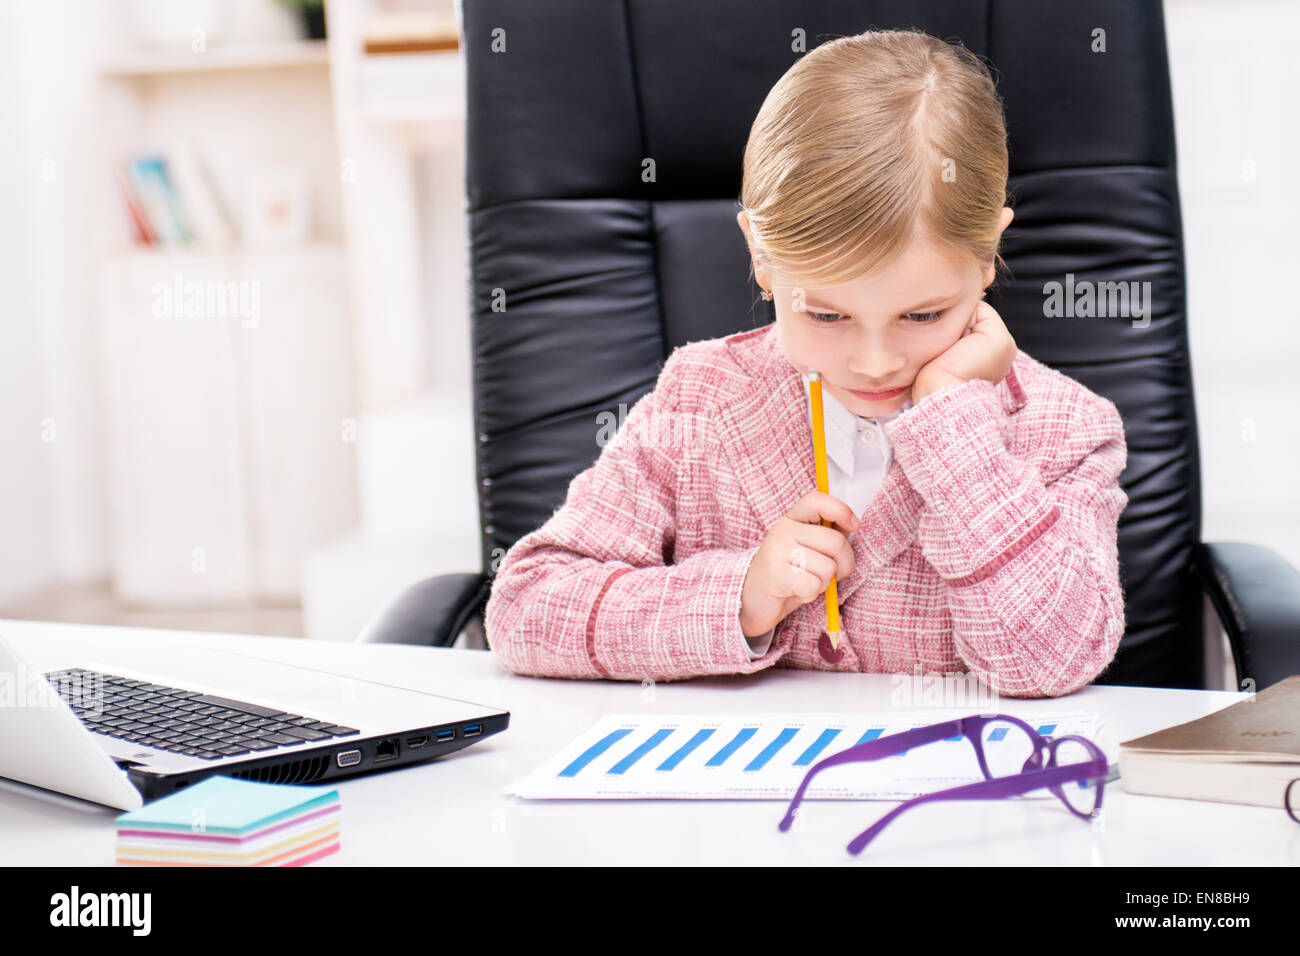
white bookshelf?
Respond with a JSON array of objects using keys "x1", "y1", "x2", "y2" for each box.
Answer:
[{"x1": 90, "y1": 21, "x2": 358, "y2": 608}]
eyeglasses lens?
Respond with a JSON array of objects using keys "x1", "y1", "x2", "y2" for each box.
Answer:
[
  {"x1": 979, "y1": 719, "x2": 1038, "y2": 779},
  {"x1": 1052, "y1": 738, "x2": 1102, "y2": 816}
]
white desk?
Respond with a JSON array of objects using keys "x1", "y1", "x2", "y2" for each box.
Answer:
[{"x1": 2, "y1": 618, "x2": 1296, "y2": 866}]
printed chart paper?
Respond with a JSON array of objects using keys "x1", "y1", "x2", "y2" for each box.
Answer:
[{"x1": 505, "y1": 711, "x2": 1104, "y2": 800}]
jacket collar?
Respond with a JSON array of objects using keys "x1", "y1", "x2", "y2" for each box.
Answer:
[
  {"x1": 801, "y1": 377, "x2": 910, "y2": 476},
  {"x1": 715, "y1": 323, "x2": 1028, "y2": 604}
]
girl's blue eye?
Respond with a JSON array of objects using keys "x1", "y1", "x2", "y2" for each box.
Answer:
[{"x1": 808, "y1": 310, "x2": 944, "y2": 324}]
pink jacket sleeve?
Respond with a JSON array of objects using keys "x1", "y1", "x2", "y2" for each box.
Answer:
[
  {"x1": 484, "y1": 351, "x2": 780, "y2": 681},
  {"x1": 882, "y1": 375, "x2": 1129, "y2": 698}
]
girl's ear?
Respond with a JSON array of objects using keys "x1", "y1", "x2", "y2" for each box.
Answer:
[
  {"x1": 737, "y1": 209, "x2": 754, "y2": 247},
  {"x1": 737, "y1": 210, "x2": 772, "y2": 288}
]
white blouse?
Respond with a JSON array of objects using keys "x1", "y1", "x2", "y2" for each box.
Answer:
[{"x1": 739, "y1": 375, "x2": 913, "y2": 658}]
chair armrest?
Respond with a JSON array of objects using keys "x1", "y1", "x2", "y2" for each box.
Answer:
[
  {"x1": 356, "y1": 572, "x2": 491, "y2": 647},
  {"x1": 1193, "y1": 542, "x2": 1300, "y2": 689}
]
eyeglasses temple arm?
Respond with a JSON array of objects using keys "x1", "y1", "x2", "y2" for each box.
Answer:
[
  {"x1": 845, "y1": 759, "x2": 1108, "y2": 855},
  {"x1": 777, "y1": 720, "x2": 967, "y2": 831}
]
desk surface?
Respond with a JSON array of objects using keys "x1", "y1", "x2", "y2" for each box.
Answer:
[{"x1": 2, "y1": 618, "x2": 1295, "y2": 866}]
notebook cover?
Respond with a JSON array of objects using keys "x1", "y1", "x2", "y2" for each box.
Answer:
[{"x1": 1119, "y1": 675, "x2": 1300, "y2": 759}]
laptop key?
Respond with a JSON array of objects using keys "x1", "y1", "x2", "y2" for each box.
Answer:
[
  {"x1": 190, "y1": 694, "x2": 285, "y2": 719},
  {"x1": 278, "y1": 727, "x2": 330, "y2": 741},
  {"x1": 319, "y1": 725, "x2": 360, "y2": 737},
  {"x1": 261, "y1": 733, "x2": 307, "y2": 746}
]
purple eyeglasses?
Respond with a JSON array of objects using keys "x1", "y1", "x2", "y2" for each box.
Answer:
[{"x1": 777, "y1": 713, "x2": 1109, "y2": 855}]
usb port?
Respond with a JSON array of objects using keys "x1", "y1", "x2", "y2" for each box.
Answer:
[
  {"x1": 407, "y1": 734, "x2": 428, "y2": 749},
  {"x1": 463, "y1": 724, "x2": 482, "y2": 737},
  {"x1": 436, "y1": 729, "x2": 456, "y2": 742}
]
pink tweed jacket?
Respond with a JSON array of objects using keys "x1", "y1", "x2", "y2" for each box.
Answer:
[{"x1": 484, "y1": 322, "x2": 1129, "y2": 698}]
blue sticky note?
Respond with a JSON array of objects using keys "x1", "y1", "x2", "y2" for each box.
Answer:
[{"x1": 115, "y1": 775, "x2": 339, "y2": 836}]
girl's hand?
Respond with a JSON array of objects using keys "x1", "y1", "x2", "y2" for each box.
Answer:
[
  {"x1": 912, "y1": 299, "x2": 1017, "y2": 404},
  {"x1": 739, "y1": 490, "x2": 859, "y2": 638}
]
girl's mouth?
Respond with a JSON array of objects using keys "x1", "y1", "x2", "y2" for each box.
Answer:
[{"x1": 848, "y1": 384, "x2": 908, "y2": 401}]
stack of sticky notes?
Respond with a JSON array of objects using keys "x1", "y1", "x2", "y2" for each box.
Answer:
[{"x1": 115, "y1": 775, "x2": 340, "y2": 866}]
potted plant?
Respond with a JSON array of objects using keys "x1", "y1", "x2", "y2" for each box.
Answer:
[{"x1": 275, "y1": 0, "x2": 327, "y2": 40}]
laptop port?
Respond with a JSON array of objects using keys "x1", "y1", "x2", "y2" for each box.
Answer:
[
  {"x1": 436, "y1": 729, "x2": 456, "y2": 742},
  {"x1": 463, "y1": 724, "x2": 482, "y2": 737},
  {"x1": 374, "y1": 739, "x2": 399, "y2": 763},
  {"x1": 406, "y1": 734, "x2": 428, "y2": 749},
  {"x1": 336, "y1": 749, "x2": 362, "y2": 768}
]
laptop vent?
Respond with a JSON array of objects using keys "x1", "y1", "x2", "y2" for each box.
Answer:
[{"x1": 231, "y1": 756, "x2": 330, "y2": 785}]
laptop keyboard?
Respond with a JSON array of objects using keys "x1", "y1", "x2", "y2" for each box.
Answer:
[{"x1": 44, "y1": 667, "x2": 360, "y2": 762}]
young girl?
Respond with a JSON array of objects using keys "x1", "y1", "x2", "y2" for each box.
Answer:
[{"x1": 483, "y1": 28, "x2": 1128, "y2": 699}]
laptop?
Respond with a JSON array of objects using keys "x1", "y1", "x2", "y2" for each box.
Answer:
[{"x1": 0, "y1": 631, "x2": 509, "y2": 811}]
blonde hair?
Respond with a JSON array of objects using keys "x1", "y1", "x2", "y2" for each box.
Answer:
[{"x1": 739, "y1": 28, "x2": 1011, "y2": 290}]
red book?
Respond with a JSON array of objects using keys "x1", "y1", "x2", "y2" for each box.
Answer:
[{"x1": 112, "y1": 163, "x2": 156, "y2": 246}]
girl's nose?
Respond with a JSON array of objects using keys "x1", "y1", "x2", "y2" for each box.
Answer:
[{"x1": 847, "y1": 353, "x2": 907, "y2": 380}]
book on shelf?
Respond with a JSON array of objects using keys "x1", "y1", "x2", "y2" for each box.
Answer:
[
  {"x1": 166, "y1": 141, "x2": 235, "y2": 246},
  {"x1": 111, "y1": 164, "x2": 156, "y2": 246},
  {"x1": 116, "y1": 143, "x2": 235, "y2": 248},
  {"x1": 1118, "y1": 674, "x2": 1300, "y2": 809}
]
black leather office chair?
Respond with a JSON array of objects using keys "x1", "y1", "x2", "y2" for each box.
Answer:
[{"x1": 359, "y1": 0, "x2": 1300, "y2": 692}]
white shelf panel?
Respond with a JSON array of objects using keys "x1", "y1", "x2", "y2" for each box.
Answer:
[{"x1": 98, "y1": 41, "x2": 329, "y2": 78}]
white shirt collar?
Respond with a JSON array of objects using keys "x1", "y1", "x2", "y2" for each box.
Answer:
[{"x1": 800, "y1": 372, "x2": 912, "y2": 476}]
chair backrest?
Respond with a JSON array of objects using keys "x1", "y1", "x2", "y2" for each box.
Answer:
[{"x1": 463, "y1": 0, "x2": 1205, "y2": 689}]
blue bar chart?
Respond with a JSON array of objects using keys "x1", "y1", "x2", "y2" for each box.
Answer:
[{"x1": 505, "y1": 711, "x2": 1104, "y2": 800}]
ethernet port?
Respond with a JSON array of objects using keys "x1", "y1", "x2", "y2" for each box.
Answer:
[{"x1": 374, "y1": 739, "x2": 399, "y2": 763}]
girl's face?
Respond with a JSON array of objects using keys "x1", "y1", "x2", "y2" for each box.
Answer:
[{"x1": 738, "y1": 208, "x2": 1013, "y2": 416}]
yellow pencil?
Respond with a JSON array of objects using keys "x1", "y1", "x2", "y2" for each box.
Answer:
[{"x1": 806, "y1": 371, "x2": 841, "y2": 647}]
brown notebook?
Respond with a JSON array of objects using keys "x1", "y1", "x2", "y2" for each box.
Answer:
[{"x1": 1118, "y1": 675, "x2": 1300, "y2": 808}]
